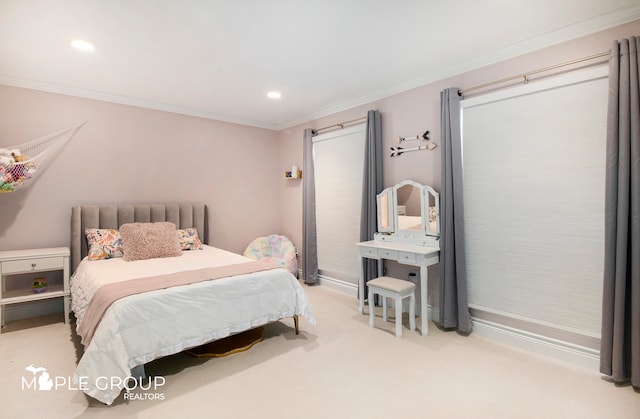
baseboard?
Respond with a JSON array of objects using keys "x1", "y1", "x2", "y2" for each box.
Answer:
[
  {"x1": 471, "y1": 317, "x2": 600, "y2": 370},
  {"x1": 4, "y1": 299, "x2": 63, "y2": 322},
  {"x1": 318, "y1": 275, "x2": 358, "y2": 298}
]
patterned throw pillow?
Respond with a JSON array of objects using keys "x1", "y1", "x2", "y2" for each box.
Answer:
[
  {"x1": 177, "y1": 228, "x2": 203, "y2": 250},
  {"x1": 85, "y1": 228, "x2": 124, "y2": 261}
]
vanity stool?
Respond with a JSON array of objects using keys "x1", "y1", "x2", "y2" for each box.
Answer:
[{"x1": 367, "y1": 276, "x2": 416, "y2": 338}]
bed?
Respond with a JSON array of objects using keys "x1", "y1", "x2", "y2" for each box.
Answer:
[
  {"x1": 397, "y1": 215, "x2": 423, "y2": 231},
  {"x1": 69, "y1": 204, "x2": 315, "y2": 405}
]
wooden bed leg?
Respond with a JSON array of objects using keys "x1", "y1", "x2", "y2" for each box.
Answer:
[{"x1": 294, "y1": 315, "x2": 299, "y2": 335}]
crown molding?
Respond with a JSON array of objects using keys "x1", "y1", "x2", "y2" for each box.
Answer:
[{"x1": 0, "y1": 76, "x2": 279, "y2": 131}]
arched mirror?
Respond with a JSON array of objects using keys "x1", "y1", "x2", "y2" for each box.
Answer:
[
  {"x1": 394, "y1": 182, "x2": 423, "y2": 233},
  {"x1": 374, "y1": 180, "x2": 440, "y2": 246}
]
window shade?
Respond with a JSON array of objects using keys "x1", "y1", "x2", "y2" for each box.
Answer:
[
  {"x1": 313, "y1": 124, "x2": 366, "y2": 284},
  {"x1": 460, "y1": 66, "x2": 608, "y2": 337}
]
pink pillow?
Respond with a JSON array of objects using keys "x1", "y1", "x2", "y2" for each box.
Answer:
[{"x1": 120, "y1": 222, "x2": 182, "y2": 262}]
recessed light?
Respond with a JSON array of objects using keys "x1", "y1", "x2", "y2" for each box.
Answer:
[
  {"x1": 70, "y1": 39, "x2": 95, "y2": 52},
  {"x1": 267, "y1": 91, "x2": 282, "y2": 99}
]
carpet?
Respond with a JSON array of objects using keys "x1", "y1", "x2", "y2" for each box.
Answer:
[{"x1": 185, "y1": 327, "x2": 265, "y2": 358}]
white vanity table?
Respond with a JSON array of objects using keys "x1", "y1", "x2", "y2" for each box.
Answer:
[
  {"x1": 358, "y1": 180, "x2": 440, "y2": 336},
  {"x1": 357, "y1": 240, "x2": 439, "y2": 335}
]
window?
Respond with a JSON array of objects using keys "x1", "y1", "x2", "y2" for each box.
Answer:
[
  {"x1": 313, "y1": 124, "x2": 366, "y2": 285},
  {"x1": 460, "y1": 66, "x2": 608, "y2": 341}
]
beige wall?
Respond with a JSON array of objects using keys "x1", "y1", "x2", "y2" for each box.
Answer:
[
  {"x1": 277, "y1": 19, "x2": 640, "y2": 296},
  {"x1": 0, "y1": 86, "x2": 281, "y2": 255}
]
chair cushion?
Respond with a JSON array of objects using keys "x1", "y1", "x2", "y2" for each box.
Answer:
[
  {"x1": 368, "y1": 276, "x2": 416, "y2": 293},
  {"x1": 243, "y1": 234, "x2": 298, "y2": 277}
]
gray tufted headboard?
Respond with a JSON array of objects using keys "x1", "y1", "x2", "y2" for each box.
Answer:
[{"x1": 71, "y1": 204, "x2": 207, "y2": 273}]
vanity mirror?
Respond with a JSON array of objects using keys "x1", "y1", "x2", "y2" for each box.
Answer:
[{"x1": 375, "y1": 180, "x2": 440, "y2": 247}]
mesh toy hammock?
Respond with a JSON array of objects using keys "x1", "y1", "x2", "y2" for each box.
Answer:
[{"x1": 0, "y1": 121, "x2": 86, "y2": 193}]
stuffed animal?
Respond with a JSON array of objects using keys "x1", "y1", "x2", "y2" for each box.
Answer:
[
  {"x1": 0, "y1": 165, "x2": 9, "y2": 181},
  {"x1": 0, "y1": 148, "x2": 18, "y2": 167},
  {"x1": 0, "y1": 165, "x2": 13, "y2": 192},
  {"x1": 0, "y1": 182, "x2": 14, "y2": 192},
  {"x1": 0, "y1": 149, "x2": 33, "y2": 191},
  {"x1": 12, "y1": 152, "x2": 30, "y2": 163}
]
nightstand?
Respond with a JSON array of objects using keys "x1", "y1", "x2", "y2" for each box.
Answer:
[{"x1": 0, "y1": 247, "x2": 70, "y2": 330}]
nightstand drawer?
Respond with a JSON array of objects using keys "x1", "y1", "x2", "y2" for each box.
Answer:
[{"x1": 1, "y1": 257, "x2": 64, "y2": 274}]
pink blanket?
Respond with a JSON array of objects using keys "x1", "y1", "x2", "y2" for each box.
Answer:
[{"x1": 78, "y1": 259, "x2": 279, "y2": 346}]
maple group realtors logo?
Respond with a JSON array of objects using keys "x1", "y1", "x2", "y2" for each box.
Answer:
[
  {"x1": 21, "y1": 364, "x2": 166, "y2": 401},
  {"x1": 23, "y1": 364, "x2": 54, "y2": 390},
  {"x1": 21, "y1": 364, "x2": 82, "y2": 391}
]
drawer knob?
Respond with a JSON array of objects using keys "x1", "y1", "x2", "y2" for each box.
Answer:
[{"x1": 31, "y1": 263, "x2": 37, "y2": 268}]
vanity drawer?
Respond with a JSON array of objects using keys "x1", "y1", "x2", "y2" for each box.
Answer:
[
  {"x1": 360, "y1": 247, "x2": 378, "y2": 258},
  {"x1": 398, "y1": 252, "x2": 417, "y2": 264},
  {"x1": 1, "y1": 257, "x2": 64, "y2": 274},
  {"x1": 379, "y1": 250, "x2": 399, "y2": 260}
]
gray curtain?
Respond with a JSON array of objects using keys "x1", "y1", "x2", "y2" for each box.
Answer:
[
  {"x1": 439, "y1": 88, "x2": 472, "y2": 333},
  {"x1": 600, "y1": 36, "x2": 640, "y2": 388},
  {"x1": 360, "y1": 110, "x2": 383, "y2": 296},
  {"x1": 302, "y1": 128, "x2": 319, "y2": 284}
]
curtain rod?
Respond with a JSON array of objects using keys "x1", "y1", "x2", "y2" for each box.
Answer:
[
  {"x1": 458, "y1": 50, "x2": 610, "y2": 96},
  {"x1": 315, "y1": 116, "x2": 367, "y2": 133}
]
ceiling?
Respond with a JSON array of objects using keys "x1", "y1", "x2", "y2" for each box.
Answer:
[{"x1": 1, "y1": 1, "x2": 639, "y2": 131}]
